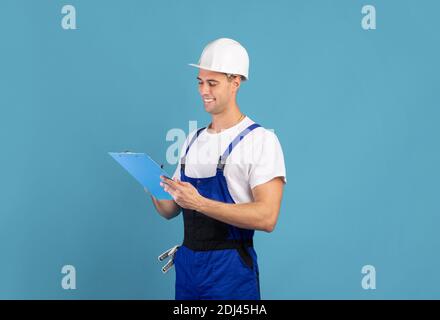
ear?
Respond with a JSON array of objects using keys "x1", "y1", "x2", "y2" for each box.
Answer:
[{"x1": 232, "y1": 76, "x2": 241, "y2": 91}]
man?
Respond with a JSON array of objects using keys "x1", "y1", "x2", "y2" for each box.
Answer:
[{"x1": 150, "y1": 38, "x2": 286, "y2": 300}]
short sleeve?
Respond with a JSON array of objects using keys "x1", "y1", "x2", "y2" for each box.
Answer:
[{"x1": 248, "y1": 130, "x2": 287, "y2": 190}]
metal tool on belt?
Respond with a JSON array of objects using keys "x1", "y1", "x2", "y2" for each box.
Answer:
[{"x1": 158, "y1": 245, "x2": 179, "y2": 274}]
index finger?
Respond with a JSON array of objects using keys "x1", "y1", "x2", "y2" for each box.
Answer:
[{"x1": 160, "y1": 176, "x2": 181, "y2": 189}]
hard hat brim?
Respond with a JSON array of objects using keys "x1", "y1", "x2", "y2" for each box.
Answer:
[
  {"x1": 188, "y1": 63, "x2": 221, "y2": 73},
  {"x1": 188, "y1": 63, "x2": 248, "y2": 80}
]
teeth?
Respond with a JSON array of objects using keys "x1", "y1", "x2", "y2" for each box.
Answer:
[{"x1": 204, "y1": 99, "x2": 214, "y2": 102}]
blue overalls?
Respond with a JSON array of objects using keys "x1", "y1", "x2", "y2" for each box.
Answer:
[{"x1": 174, "y1": 123, "x2": 262, "y2": 300}]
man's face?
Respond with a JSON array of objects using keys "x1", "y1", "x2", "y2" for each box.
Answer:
[{"x1": 197, "y1": 69, "x2": 239, "y2": 114}]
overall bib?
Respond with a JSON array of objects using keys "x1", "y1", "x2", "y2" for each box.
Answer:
[{"x1": 174, "y1": 123, "x2": 261, "y2": 300}]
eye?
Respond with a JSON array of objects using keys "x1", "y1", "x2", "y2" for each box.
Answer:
[{"x1": 208, "y1": 82, "x2": 217, "y2": 87}]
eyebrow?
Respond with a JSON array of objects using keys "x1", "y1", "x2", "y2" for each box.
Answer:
[{"x1": 197, "y1": 77, "x2": 219, "y2": 83}]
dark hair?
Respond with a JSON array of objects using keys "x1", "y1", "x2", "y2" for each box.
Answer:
[{"x1": 225, "y1": 73, "x2": 246, "y2": 82}]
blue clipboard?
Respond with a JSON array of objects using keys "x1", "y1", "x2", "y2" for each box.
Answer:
[{"x1": 109, "y1": 152, "x2": 173, "y2": 200}]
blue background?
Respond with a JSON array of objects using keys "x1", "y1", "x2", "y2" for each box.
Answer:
[{"x1": 0, "y1": 0, "x2": 439, "y2": 299}]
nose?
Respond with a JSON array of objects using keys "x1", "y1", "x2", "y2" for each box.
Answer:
[{"x1": 199, "y1": 82, "x2": 211, "y2": 96}]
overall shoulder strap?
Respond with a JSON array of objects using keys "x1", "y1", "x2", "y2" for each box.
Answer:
[
  {"x1": 217, "y1": 123, "x2": 261, "y2": 171},
  {"x1": 180, "y1": 127, "x2": 206, "y2": 173}
]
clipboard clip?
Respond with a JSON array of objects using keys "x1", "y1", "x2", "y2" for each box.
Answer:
[{"x1": 123, "y1": 150, "x2": 139, "y2": 157}]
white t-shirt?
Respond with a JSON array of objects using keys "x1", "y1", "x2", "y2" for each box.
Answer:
[{"x1": 172, "y1": 116, "x2": 287, "y2": 204}]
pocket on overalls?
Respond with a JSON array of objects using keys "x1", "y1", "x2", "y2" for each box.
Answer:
[{"x1": 236, "y1": 245, "x2": 254, "y2": 269}]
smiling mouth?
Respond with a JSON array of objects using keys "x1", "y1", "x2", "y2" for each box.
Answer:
[{"x1": 203, "y1": 98, "x2": 215, "y2": 103}]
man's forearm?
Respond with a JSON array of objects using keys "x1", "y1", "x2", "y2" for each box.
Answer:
[
  {"x1": 197, "y1": 197, "x2": 277, "y2": 232},
  {"x1": 151, "y1": 196, "x2": 181, "y2": 220}
]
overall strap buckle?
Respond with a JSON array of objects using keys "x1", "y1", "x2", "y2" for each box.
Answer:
[
  {"x1": 180, "y1": 156, "x2": 186, "y2": 173},
  {"x1": 217, "y1": 156, "x2": 226, "y2": 171}
]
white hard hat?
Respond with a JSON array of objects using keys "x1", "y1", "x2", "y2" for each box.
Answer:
[{"x1": 189, "y1": 38, "x2": 250, "y2": 80}]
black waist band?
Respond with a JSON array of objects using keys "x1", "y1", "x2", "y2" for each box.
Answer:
[{"x1": 183, "y1": 238, "x2": 253, "y2": 252}]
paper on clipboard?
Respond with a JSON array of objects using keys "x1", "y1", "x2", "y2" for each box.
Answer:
[{"x1": 109, "y1": 152, "x2": 173, "y2": 200}]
